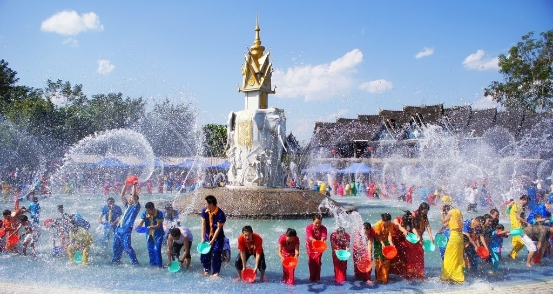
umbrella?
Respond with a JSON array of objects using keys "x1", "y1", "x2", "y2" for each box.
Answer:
[
  {"x1": 93, "y1": 158, "x2": 130, "y2": 168},
  {"x1": 173, "y1": 159, "x2": 208, "y2": 169},
  {"x1": 337, "y1": 163, "x2": 379, "y2": 174},
  {"x1": 210, "y1": 160, "x2": 230, "y2": 170},
  {"x1": 137, "y1": 158, "x2": 164, "y2": 168}
]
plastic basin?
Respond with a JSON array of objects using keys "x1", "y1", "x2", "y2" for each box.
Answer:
[
  {"x1": 242, "y1": 268, "x2": 256, "y2": 283},
  {"x1": 423, "y1": 239, "x2": 436, "y2": 252},
  {"x1": 197, "y1": 242, "x2": 211, "y2": 254},
  {"x1": 382, "y1": 245, "x2": 397, "y2": 259},
  {"x1": 406, "y1": 232, "x2": 420, "y2": 244},
  {"x1": 125, "y1": 175, "x2": 138, "y2": 186},
  {"x1": 312, "y1": 240, "x2": 327, "y2": 253},
  {"x1": 74, "y1": 250, "x2": 83, "y2": 264},
  {"x1": 357, "y1": 257, "x2": 372, "y2": 272},
  {"x1": 282, "y1": 257, "x2": 298, "y2": 269},
  {"x1": 510, "y1": 228, "x2": 523, "y2": 236},
  {"x1": 476, "y1": 246, "x2": 489, "y2": 259},
  {"x1": 335, "y1": 249, "x2": 351, "y2": 261},
  {"x1": 435, "y1": 233, "x2": 447, "y2": 247},
  {"x1": 7, "y1": 234, "x2": 19, "y2": 244},
  {"x1": 135, "y1": 226, "x2": 147, "y2": 233},
  {"x1": 168, "y1": 260, "x2": 181, "y2": 273}
]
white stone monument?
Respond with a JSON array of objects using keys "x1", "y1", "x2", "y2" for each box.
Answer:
[{"x1": 226, "y1": 17, "x2": 287, "y2": 188}]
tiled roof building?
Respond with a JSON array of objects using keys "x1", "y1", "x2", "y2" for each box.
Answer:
[{"x1": 308, "y1": 103, "x2": 552, "y2": 160}]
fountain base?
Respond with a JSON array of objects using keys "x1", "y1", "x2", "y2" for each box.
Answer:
[{"x1": 171, "y1": 187, "x2": 351, "y2": 219}]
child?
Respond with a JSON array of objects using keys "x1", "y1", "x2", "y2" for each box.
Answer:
[
  {"x1": 489, "y1": 224, "x2": 509, "y2": 275},
  {"x1": 20, "y1": 215, "x2": 40, "y2": 256},
  {"x1": 28, "y1": 196, "x2": 41, "y2": 224}
]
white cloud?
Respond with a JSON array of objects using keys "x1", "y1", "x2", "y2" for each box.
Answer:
[
  {"x1": 415, "y1": 47, "x2": 434, "y2": 59},
  {"x1": 273, "y1": 49, "x2": 363, "y2": 101},
  {"x1": 63, "y1": 38, "x2": 80, "y2": 47},
  {"x1": 97, "y1": 59, "x2": 115, "y2": 75},
  {"x1": 471, "y1": 95, "x2": 502, "y2": 110},
  {"x1": 462, "y1": 50, "x2": 499, "y2": 71},
  {"x1": 359, "y1": 79, "x2": 393, "y2": 93},
  {"x1": 41, "y1": 10, "x2": 104, "y2": 36}
]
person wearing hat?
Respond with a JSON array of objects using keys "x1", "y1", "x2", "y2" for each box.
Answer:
[{"x1": 330, "y1": 226, "x2": 351, "y2": 283}]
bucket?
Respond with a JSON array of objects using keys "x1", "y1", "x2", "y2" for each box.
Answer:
[
  {"x1": 382, "y1": 245, "x2": 397, "y2": 259},
  {"x1": 242, "y1": 268, "x2": 257, "y2": 283},
  {"x1": 335, "y1": 249, "x2": 351, "y2": 261},
  {"x1": 125, "y1": 175, "x2": 138, "y2": 186},
  {"x1": 422, "y1": 239, "x2": 436, "y2": 252},
  {"x1": 476, "y1": 246, "x2": 489, "y2": 259},
  {"x1": 406, "y1": 232, "x2": 420, "y2": 244},
  {"x1": 312, "y1": 240, "x2": 327, "y2": 253},
  {"x1": 74, "y1": 250, "x2": 83, "y2": 264},
  {"x1": 43, "y1": 218, "x2": 53, "y2": 228},
  {"x1": 510, "y1": 228, "x2": 523, "y2": 236},
  {"x1": 435, "y1": 233, "x2": 447, "y2": 247},
  {"x1": 7, "y1": 234, "x2": 19, "y2": 244},
  {"x1": 168, "y1": 260, "x2": 181, "y2": 273},
  {"x1": 53, "y1": 246, "x2": 63, "y2": 256},
  {"x1": 357, "y1": 257, "x2": 372, "y2": 272},
  {"x1": 282, "y1": 257, "x2": 298, "y2": 270},
  {"x1": 135, "y1": 226, "x2": 147, "y2": 233},
  {"x1": 197, "y1": 242, "x2": 211, "y2": 254}
]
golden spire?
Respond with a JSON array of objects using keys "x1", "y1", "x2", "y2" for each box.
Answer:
[{"x1": 250, "y1": 14, "x2": 265, "y2": 59}]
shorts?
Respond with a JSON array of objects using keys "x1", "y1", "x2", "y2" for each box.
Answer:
[
  {"x1": 234, "y1": 251, "x2": 266, "y2": 271},
  {"x1": 521, "y1": 234, "x2": 537, "y2": 252},
  {"x1": 172, "y1": 240, "x2": 192, "y2": 260}
]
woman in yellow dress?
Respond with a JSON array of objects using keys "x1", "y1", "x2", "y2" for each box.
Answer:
[
  {"x1": 508, "y1": 195, "x2": 530, "y2": 259},
  {"x1": 440, "y1": 205, "x2": 464, "y2": 283}
]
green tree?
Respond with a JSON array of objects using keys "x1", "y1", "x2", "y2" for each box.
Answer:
[
  {"x1": 202, "y1": 124, "x2": 227, "y2": 157},
  {"x1": 484, "y1": 30, "x2": 553, "y2": 113},
  {"x1": 0, "y1": 59, "x2": 39, "y2": 114}
]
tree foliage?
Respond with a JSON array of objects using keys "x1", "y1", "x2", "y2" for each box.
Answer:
[
  {"x1": 202, "y1": 124, "x2": 227, "y2": 157},
  {"x1": 484, "y1": 30, "x2": 553, "y2": 113}
]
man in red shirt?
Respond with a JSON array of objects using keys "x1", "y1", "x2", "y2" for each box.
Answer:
[{"x1": 234, "y1": 225, "x2": 267, "y2": 282}]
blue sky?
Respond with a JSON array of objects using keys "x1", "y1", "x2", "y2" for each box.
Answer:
[{"x1": 1, "y1": 0, "x2": 552, "y2": 143}]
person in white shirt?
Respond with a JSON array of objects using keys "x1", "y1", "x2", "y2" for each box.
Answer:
[{"x1": 167, "y1": 226, "x2": 193, "y2": 269}]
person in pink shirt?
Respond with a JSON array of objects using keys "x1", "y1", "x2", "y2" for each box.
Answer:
[
  {"x1": 305, "y1": 214, "x2": 328, "y2": 283},
  {"x1": 277, "y1": 228, "x2": 300, "y2": 285},
  {"x1": 330, "y1": 227, "x2": 351, "y2": 283}
]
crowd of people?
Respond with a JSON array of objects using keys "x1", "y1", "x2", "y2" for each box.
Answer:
[{"x1": 1, "y1": 178, "x2": 551, "y2": 286}]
